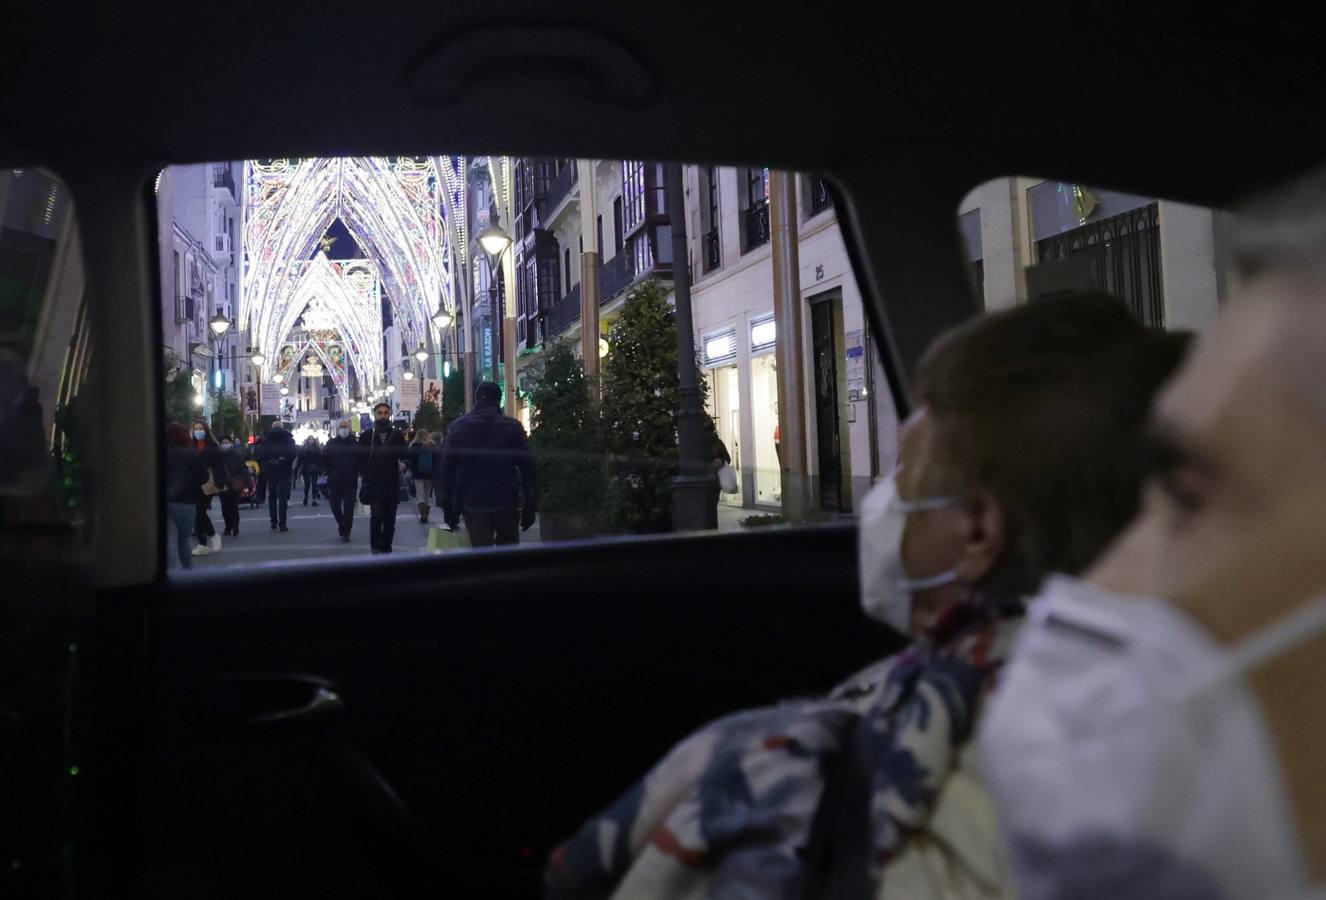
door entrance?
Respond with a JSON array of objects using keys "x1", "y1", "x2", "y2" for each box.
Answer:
[
  {"x1": 706, "y1": 365, "x2": 742, "y2": 506},
  {"x1": 810, "y1": 295, "x2": 843, "y2": 512}
]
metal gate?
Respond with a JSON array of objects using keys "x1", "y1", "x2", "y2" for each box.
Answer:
[{"x1": 1035, "y1": 202, "x2": 1164, "y2": 327}]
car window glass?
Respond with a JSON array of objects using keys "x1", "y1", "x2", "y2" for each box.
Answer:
[{"x1": 156, "y1": 159, "x2": 897, "y2": 571}]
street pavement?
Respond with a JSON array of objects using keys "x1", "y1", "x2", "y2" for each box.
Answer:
[{"x1": 181, "y1": 495, "x2": 753, "y2": 570}]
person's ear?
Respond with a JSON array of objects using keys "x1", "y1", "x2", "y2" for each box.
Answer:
[{"x1": 953, "y1": 490, "x2": 1005, "y2": 584}]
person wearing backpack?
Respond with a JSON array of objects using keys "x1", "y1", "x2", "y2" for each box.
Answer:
[{"x1": 407, "y1": 429, "x2": 439, "y2": 523}]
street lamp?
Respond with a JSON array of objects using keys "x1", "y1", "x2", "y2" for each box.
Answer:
[
  {"x1": 413, "y1": 343, "x2": 429, "y2": 364},
  {"x1": 208, "y1": 312, "x2": 232, "y2": 338},
  {"x1": 431, "y1": 308, "x2": 453, "y2": 329},
  {"x1": 280, "y1": 386, "x2": 290, "y2": 396},
  {"x1": 249, "y1": 350, "x2": 266, "y2": 367},
  {"x1": 479, "y1": 215, "x2": 513, "y2": 385},
  {"x1": 402, "y1": 369, "x2": 415, "y2": 381}
]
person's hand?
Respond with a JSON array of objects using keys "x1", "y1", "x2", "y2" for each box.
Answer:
[{"x1": 521, "y1": 505, "x2": 537, "y2": 531}]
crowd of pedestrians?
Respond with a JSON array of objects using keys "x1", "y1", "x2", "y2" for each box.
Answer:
[{"x1": 163, "y1": 381, "x2": 540, "y2": 566}]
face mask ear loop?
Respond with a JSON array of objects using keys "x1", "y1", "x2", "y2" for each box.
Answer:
[{"x1": 1222, "y1": 596, "x2": 1326, "y2": 682}]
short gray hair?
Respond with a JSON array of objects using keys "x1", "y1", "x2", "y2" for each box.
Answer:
[{"x1": 1231, "y1": 163, "x2": 1326, "y2": 281}]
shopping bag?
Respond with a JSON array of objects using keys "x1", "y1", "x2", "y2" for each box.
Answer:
[
  {"x1": 427, "y1": 525, "x2": 472, "y2": 552},
  {"x1": 717, "y1": 464, "x2": 739, "y2": 494}
]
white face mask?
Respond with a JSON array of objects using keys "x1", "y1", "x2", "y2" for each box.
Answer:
[
  {"x1": 858, "y1": 474, "x2": 961, "y2": 633},
  {"x1": 193, "y1": 430, "x2": 205, "y2": 441},
  {"x1": 338, "y1": 428, "x2": 350, "y2": 438},
  {"x1": 979, "y1": 575, "x2": 1326, "y2": 900},
  {"x1": 220, "y1": 443, "x2": 232, "y2": 451}
]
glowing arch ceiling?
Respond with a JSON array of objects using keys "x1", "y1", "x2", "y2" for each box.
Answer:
[{"x1": 243, "y1": 156, "x2": 464, "y2": 385}]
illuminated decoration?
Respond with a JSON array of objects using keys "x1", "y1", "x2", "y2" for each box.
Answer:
[
  {"x1": 243, "y1": 156, "x2": 467, "y2": 388},
  {"x1": 300, "y1": 356, "x2": 324, "y2": 377}
]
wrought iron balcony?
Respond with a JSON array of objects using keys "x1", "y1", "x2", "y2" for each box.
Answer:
[
  {"x1": 545, "y1": 161, "x2": 577, "y2": 217},
  {"x1": 743, "y1": 200, "x2": 770, "y2": 252},
  {"x1": 809, "y1": 176, "x2": 833, "y2": 215},
  {"x1": 545, "y1": 283, "x2": 582, "y2": 338},
  {"x1": 703, "y1": 227, "x2": 721, "y2": 272},
  {"x1": 599, "y1": 251, "x2": 635, "y2": 302}
]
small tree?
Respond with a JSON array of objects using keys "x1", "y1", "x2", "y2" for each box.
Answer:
[
  {"x1": 529, "y1": 341, "x2": 603, "y2": 521},
  {"x1": 600, "y1": 278, "x2": 687, "y2": 533},
  {"x1": 212, "y1": 393, "x2": 248, "y2": 442},
  {"x1": 414, "y1": 399, "x2": 443, "y2": 435},
  {"x1": 163, "y1": 351, "x2": 195, "y2": 427}
]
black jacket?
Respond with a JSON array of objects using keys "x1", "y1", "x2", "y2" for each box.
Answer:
[
  {"x1": 166, "y1": 445, "x2": 208, "y2": 505},
  {"x1": 297, "y1": 444, "x2": 322, "y2": 478},
  {"x1": 219, "y1": 445, "x2": 247, "y2": 485},
  {"x1": 438, "y1": 404, "x2": 537, "y2": 518},
  {"x1": 257, "y1": 428, "x2": 298, "y2": 480},
  {"x1": 406, "y1": 442, "x2": 441, "y2": 480},
  {"x1": 322, "y1": 435, "x2": 362, "y2": 489},
  {"x1": 358, "y1": 423, "x2": 406, "y2": 497}
]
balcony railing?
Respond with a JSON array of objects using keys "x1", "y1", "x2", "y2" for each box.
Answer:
[
  {"x1": 743, "y1": 200, "x2": 770, "y2": 253},
  {"x1": 599, "y1": 251, "x2": 635, "y2": 302},
  {"x1": 703, "y1": 227, "x2": 721, "y2": 273},
  {"x1": 809, "y1": 176, "x2": 833, "y2": 215},
  {"x1": 546, "y1": 282, "x2": 582, "y2": 337},
  {"x1": 545, "y1": 162, "x2": 578, "y2": 217},
  {"x1": 212, "y1": 165, "x2": 236, "y2": 201}
]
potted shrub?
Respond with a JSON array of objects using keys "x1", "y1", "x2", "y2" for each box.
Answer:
[{"x1": 529, "y1": 341, "x2": 603, "y2": 541}]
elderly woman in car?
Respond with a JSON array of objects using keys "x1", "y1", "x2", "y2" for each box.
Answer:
[{"x1": 544, "y1": 292, "x2": 1191, "y2": 900}]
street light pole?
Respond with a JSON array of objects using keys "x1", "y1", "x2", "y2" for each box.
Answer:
[{"x1": 665, "y1": 163, "x2": 718, "y2": 531}]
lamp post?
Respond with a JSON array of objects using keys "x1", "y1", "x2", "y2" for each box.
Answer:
[
  {"x1": 478, "y1": 215, "x2": 513, "y2": 390},
  {"x1": 665, "y1": 163, "x2": 718, "y2": 531},
  {"x1": 250, "y1": 348, "x2": 266, "y2": 429},
  {"x1": 207, "y1": 311, "x2": 233, "y2": 430}
]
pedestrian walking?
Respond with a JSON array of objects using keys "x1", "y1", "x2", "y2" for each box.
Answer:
[
  {"x1": 323, "y1": 419, "x2": 361, "y2": 542},
  {"x1": 257, "y1": 420, "x2": 296, "y2": 532},
  {"x1": 217, "y1": 433, "x2": 247, "y2": 536},
  {"x1": 438, "y1": 381, "x2": 538, "y2": 548},
  {"x1": 298, "y1": 435, "x2": 322, "y2": 506},
  {"x1": 190, "y1": 420, "x2": 224, "y2": 556},
  {"x1": 358, "y1": 401, "x2": 406, "y2": 554},
  {"x1": 407, "y1": 429, "x2": 440, "y2": 523},
  {"x1": 165, "y1": 423, "x2": 207, "y2": 570}
]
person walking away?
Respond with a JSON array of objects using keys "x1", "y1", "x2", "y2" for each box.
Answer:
[
  {"x1": 408, "y1": 429, "x2": 439, "y2": 523},
  {"x1": 299, "y1": 435, "x2": 322, "y2": 506},
  {"x1": 438, "y1": 381, "x2": 538, "y2": 548},
  {"x1": 216, "y1": 433, "x2": 247, "y2": 536},
  {"x1": 258, "y1": 420, "x2": 296, "y2": 532},
  {"x1": 323, "y1": 419, "x2": 361, "y2": 542},
  {"x1": 358, "y1": 402, "x2": 406, "y2": 553},
  {"x1": 190, "y1": 420, "x2": 224, "y2": 556},
  {"x1": 165, "y1": 423, "x2": 207, "y2": 570}
]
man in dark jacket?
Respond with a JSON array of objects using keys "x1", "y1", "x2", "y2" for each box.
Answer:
[
  {"x1": 438, "y1": 381, "x2": 538, "y2": 547},
  {"x1": 257, "y1": 420, "x2": 297, "y2": 532},
  {"x1": 323, "y1": 418, "x2": 361, "y2": 542},
  {"x1": 358, "y1": 402, "x2": 406, "y2": 553}
]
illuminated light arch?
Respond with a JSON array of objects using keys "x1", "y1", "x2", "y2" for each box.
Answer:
[
  {"x1": 271, "y1": 337, "x2": 354, "y2": 412},
  {"x1": 243, "y1": 156, "x2": 462, "y2": 381},
  {"x1": 259, "y1": 253, "x2": 384, "y2": 393}
]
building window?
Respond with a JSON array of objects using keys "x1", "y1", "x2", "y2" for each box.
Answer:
[
  {"x1": 622, "y1": 160, "x2": 647, "y2": 236},
  {"x1": 613, "y1": 195, "x2": 624, "y2": 255},
  {"x1": 702, "y1": 166, "x2": 721, "y2": 273},
  {"x1": 741, "y1": 167, "x2": 771, "y2": 253},
  {"x1": 807, "y1": 174, "x2": 832, "y2": 216},
  {"x1": 596, "y1": 215, "x2": 604, "y2": 256}
]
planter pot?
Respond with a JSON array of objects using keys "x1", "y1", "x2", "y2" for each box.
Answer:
[{"x1": 539, "y1": 510, "x2": 600, "y2": 542}]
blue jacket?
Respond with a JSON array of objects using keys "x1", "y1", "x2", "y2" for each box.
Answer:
[{"x1": 438, "y1": 404, "x2": 537, "y2": 518}]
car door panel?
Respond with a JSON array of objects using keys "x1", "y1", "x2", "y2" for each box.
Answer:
[{"x1": 129, "y1": 524, "x2": 894, "y2": 897}]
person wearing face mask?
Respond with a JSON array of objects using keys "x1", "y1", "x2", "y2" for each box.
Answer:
[
  {"x1": 216, "y1": 433, "x2": 246, "y2": 537},
  {"x1": 358, "y1": 402, "x2": 407, "y2": 554},
  {"x1": 544, "y1": 294, "x2": 1190, "y2": 900},
  {"x1": 979, "y1": 165, "x2": 1326, "y2": 900},
  {"x1": 323, "y1": 419, "x2": 361, "y2": 542},
  {"x1": 189, "y1": 420, "x2": 224, "y2": 556},
  {"x1": 257, "y1": 419, "x2": 296, "y2": 532}
]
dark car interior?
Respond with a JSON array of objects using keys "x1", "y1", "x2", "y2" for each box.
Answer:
[{"x1": 4, "y1": 2, "x2": 1325, "y2": 897}]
